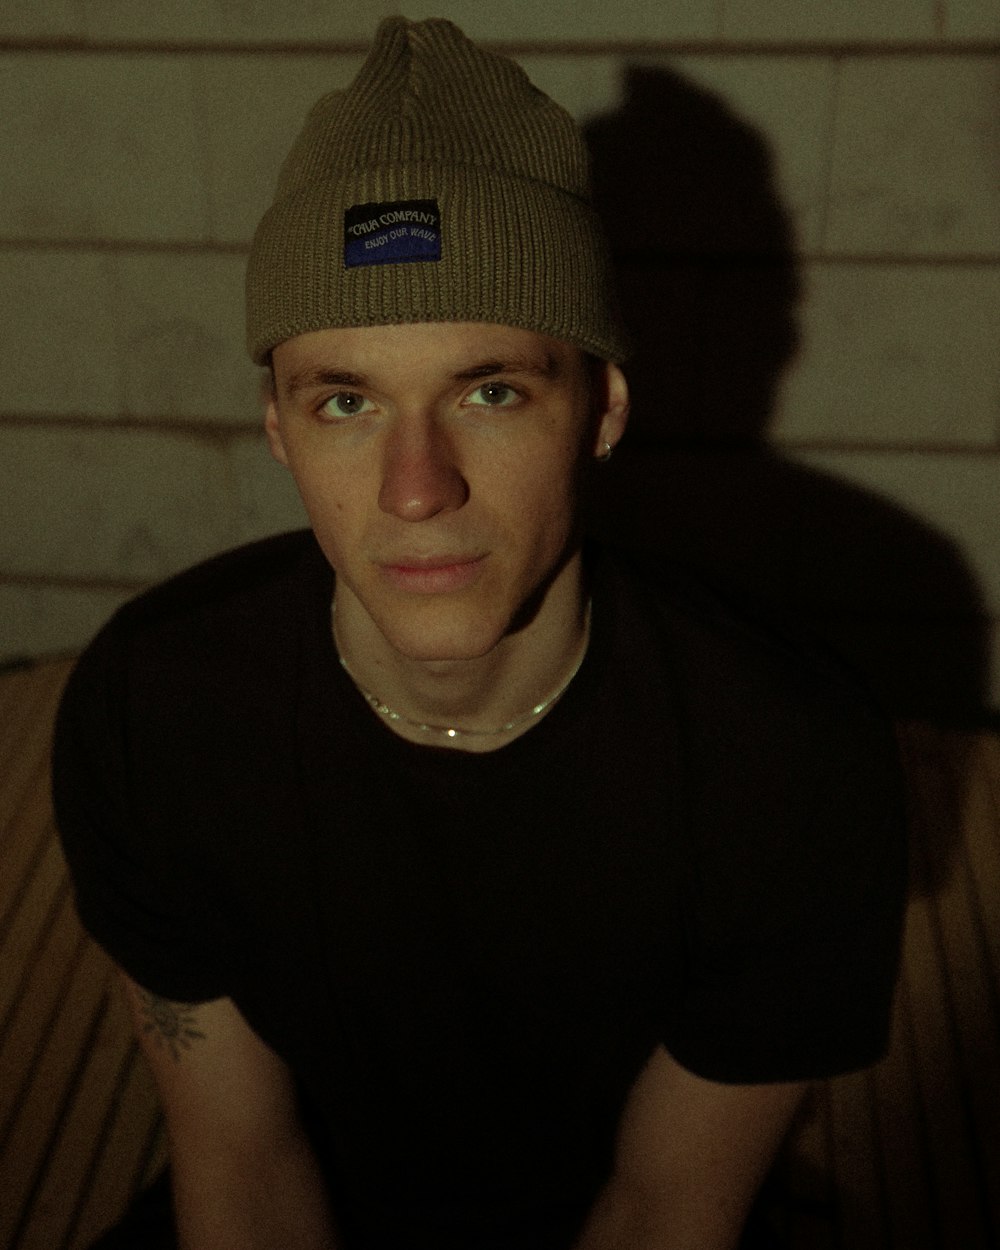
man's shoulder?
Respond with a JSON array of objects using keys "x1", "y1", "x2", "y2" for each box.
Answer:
[
  {"x1": 69, "y1": 529, "x2": 327, "y2": 709},
  {"x1": 120, "y1": 528, "x2": 321, "y2": 628},
  {"x1": 100, "y1": 529, "x2": 322, "y2": 651},
  {"x1": 604, "y1": 547, "x2": 891, "y2": 758}
]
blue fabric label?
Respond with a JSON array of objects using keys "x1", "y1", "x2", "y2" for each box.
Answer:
[{"x1": 344, "y1": 199, "x2": 442, "y2": 269}]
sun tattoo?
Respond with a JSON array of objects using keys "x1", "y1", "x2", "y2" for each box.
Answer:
[{"x1": 138, "y1": 991, "x2": 206, "y2": 1061}]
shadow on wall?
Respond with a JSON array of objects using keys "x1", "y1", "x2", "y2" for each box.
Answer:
[{"x1": 583, "y1": 64, "x2": 991, "y2": 896}]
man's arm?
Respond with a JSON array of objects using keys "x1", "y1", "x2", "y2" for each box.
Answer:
[
  {"x1": 574, "y1": 1044, "x2": 805, "y2": 1250},
  {"x1": 121, "y1": 972, "x2": 340, "y2": 1250}
]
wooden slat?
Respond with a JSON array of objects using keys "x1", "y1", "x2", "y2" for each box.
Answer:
[
  {"x1": 776, "y1": 1086, "x2": 838, "y2": 1250},
  {"x1": 141, "y1": 1128, "x2": 169, "y2": 1190},
  {"x1": 928, "y1": 823, "x2": 1000, "y2": 1241},
  {"x1": 954, "y1": 732, "x2": 1000, "y2": 1242},
  {"x1": 766, "y1": 722, "x2": 1000, "y2": 1250},
  {"x1": 962, "y1": 734, "x2": 1000, "y2": 993},
  {"x1": 0, "y1": 664, "x2": 33, "y2": 724},
  {"x1": 0, "y1": 785, "x2": 63, "y2": 948},
  {"x1": 0, "y1": 840, "x2": 73, "y2": 1050},
  {"x1": 827, "y1": 1065, "x2": 889, "y2": 1250},
  {"x1": 978, "y1": 730, "x2": 1000, "y2": 810},
  {"x1": 66, "y1": 1051, "x2": 164, "y2": 1250},
  {"x1": 868, "y1": 973, "x2": 937, "y2": 1250},
  {"x1": 0, "y1": 659, "x2": 165, "y2": 1250},
  {"x1": 897, "y1": 729, "x2": 994, "y2": 1250},
  {"x1": 0, "y1": 661, "x2": 73, "y2": 844},
  {"x1": 0, "y1": 937, "x2": 114, "y2": 1249},
  {"x1": 0, "y1": 667, "x2": 48, "y2": 767},
  {"x1": 15, "y1": 981, "x2": 140, "y2": 1250}
]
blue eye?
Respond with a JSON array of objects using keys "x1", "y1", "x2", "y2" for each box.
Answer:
[{"x1": 321, "y1": 391, "x2": 374, "y2": 419}]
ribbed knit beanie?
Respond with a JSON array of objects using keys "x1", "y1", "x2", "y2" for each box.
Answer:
[{"x1": 246, "y1": 16, "x2": 628, "y2": 364}]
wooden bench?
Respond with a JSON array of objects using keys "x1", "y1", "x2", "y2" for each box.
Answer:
[{"x1": 1, "y1": 659, "x2": 998, "y2": 1249}]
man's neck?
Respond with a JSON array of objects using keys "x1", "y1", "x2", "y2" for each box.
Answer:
[{"x1": 332, "y1": 559, "x2": 591, "y2": 753}]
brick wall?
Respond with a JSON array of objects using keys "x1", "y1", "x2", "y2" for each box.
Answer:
[{"x1": 1, "y1": 1, "x2": 997, "y2": 719}]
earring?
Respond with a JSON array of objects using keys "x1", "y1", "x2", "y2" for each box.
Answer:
[{"x1": 596, "y1": 441, "x2": 613, "y2": 462}]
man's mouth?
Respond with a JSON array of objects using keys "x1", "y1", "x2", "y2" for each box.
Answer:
[{"x1": 378, "y1": 555, "x2": 486, "y2": 594}]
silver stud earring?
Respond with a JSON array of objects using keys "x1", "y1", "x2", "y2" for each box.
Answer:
[{"x1": 596, "y1": 441, "x2": 613, "y2": 462}]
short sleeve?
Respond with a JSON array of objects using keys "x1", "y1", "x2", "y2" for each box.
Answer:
[
  {"x1": 52, "y1": 621, "x2": 230, "y2": 1003},
  {"x1": 662, "y1": 715, "x2": 908, "y2": 1085}
]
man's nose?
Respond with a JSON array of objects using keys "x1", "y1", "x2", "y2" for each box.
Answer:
[{"x1": 377, "y1": 418, "x2": 469, "y2": 521}]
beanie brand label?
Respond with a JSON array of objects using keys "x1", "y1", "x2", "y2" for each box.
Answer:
[{"x1": 344, "y1": 199, "x2": 441, "y2": 268}]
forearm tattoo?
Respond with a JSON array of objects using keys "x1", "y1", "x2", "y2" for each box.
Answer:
[{"x1": 137, "y1": 990, "x2": 207, "y2": 1061}]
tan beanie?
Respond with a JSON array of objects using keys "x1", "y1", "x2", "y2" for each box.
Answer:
[{"x1": 246, "y1": 16, "x2": 628, "y2": 364}]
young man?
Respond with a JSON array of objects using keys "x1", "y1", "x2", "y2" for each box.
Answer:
[{"x1": 53, "y1": 18, "x2": 906, "y2": 1250}]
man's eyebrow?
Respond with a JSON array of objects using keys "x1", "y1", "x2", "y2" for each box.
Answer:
[
  {"x1": 280, "y1": 353, "x2": 561, "y2": 399},
  {"x1": 453, "y1": 354, "x2": 560, "y2": 382},
  {"x1": 282, "y1": 367, "x2": 366, "y2": 400}
]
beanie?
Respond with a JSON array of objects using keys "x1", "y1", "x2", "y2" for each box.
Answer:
[{"x1": 245, "y1": 17, "x2": 628, "y2": 364}]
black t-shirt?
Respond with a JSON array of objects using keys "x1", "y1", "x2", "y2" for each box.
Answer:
[{"x1": 52, "y1": 531, "x2": 906, "y2": 1249}]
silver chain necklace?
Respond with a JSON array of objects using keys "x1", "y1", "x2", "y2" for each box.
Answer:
[{"x1": 333, "y1": 599, "x2": 592, "y2": 740}]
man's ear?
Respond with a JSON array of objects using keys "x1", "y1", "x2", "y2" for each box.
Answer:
[
  {"x1": 263, "y1": 389, "x2": 289, "y2": 467},
  {"x1": 591, "y1": 362, "x2": 630, "y2": 460}
]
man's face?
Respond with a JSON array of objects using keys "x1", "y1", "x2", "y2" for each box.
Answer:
[{"x1": 265, "y1": 321, "x2": 628, "y2": 663}]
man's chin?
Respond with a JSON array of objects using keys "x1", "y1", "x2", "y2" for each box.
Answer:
[{"x1": 377, "y1": 623, "x2": 508, "y2": 667}]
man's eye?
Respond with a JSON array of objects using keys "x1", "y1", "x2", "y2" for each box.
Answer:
[
  {"x1": 320, "y1": 391, "x2": 374, "y2": 419},
  {"x1": 466, "y1": 382, "x2": 518, "y2": 408}
]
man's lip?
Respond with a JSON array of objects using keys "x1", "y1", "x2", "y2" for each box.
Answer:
[
  {"x1": 381, "y1": 554, "x2": 483, "y2": 571},
  {"x1": 378, "y1": 554, "x2": 485, "y2": 593}
]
